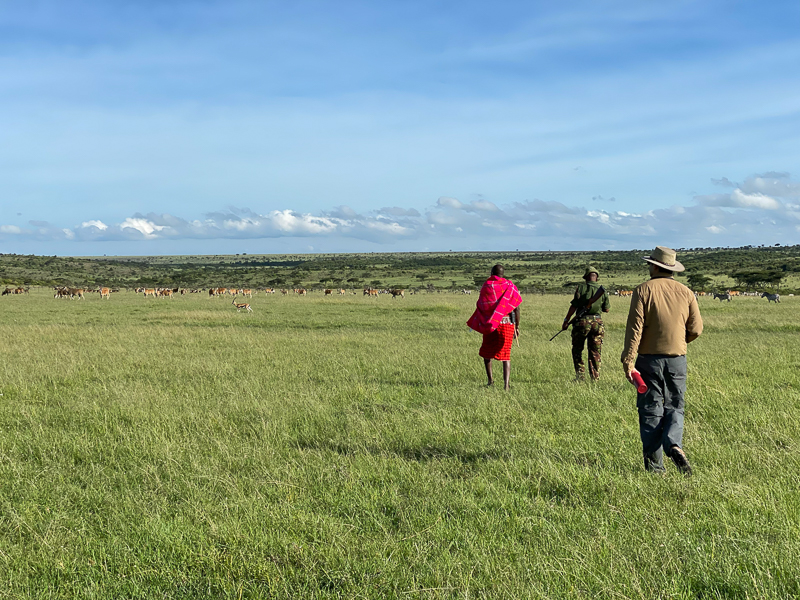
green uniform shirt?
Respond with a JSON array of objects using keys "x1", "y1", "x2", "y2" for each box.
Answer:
[{"x1": 570, "y1": 281, "x2": 610, "y2": 316}]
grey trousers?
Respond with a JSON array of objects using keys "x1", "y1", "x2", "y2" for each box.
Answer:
[{"x1": 635, "y1": 354, "x2": 687, "y2": 472}]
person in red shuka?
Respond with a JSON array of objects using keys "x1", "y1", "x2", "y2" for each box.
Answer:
[{"x1": 467, "y1": 264, "x2": 522, "y2": 390}]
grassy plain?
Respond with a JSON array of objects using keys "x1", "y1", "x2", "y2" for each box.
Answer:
[{"x1": 1, "y1": 288, "x2": 799, "y2": 599}]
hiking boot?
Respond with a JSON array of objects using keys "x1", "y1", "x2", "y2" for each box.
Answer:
[{"x1": 668, "y1": 446, "x2": 692, "y2": 476}]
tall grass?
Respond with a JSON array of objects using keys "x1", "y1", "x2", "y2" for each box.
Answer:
[{"x1": 0, "y1": 290, "x2": 798, "y2": 598}]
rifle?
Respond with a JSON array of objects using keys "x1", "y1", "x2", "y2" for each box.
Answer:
[{"x1": 549, "y1": 285, "x2": 606, "y2": 341}]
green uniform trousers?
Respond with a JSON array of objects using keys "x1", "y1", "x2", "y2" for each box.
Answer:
[{"x1": 571, "y1": 317, "x2": 604, "y2": 380}]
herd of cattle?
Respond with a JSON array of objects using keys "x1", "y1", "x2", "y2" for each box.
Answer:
[
  {"x1": 0, "y1": 285, "x2": 791, "y2": 304},
  {"x1": 1, "y1": 286, "x2": 30, "y2": 295},
  {"x1": 612, "y1": 288, "x2": 786, "y2": 303}
]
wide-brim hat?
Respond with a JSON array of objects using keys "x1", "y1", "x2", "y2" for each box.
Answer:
[
  {"x1": 643, "y1": 246, "x2": 684, "y2": 272},
  {"x1": 583, "y1": 266, "x2": 599, "y2": 279}
]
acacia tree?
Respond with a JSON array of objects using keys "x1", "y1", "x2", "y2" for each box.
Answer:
[
  {"x1": 686, "y1": 273, "x2": 712, "y2": 291},
  {"x1": 732, "y1": 269, "x2": 784, "y2": 290}
]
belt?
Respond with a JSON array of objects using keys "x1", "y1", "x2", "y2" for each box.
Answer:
[
  {"x1": 580, "y1": 314, "x2": 602, "y2": 320},
  {"x1": 500, "y1": 316, "x2": 513, "y2": 324}
]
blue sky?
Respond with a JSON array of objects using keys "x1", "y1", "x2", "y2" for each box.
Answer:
[{"x1": 1, "y1": 0, "x2": 799, "y2": 255}]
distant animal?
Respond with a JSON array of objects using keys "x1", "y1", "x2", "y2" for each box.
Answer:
[
  {"x1": 324, "y1": 289, "x2": 333, "y2": 296},
  {"x1": 232, "y1": 297, "x2": 252, "y2": 312},
  {"x1": 618, "y1": 290, "x2": 633, "y2": 297},
  {"x1": 363, "y1": 288, "x2": 378, "y2": 297},
  {"x1": 389, "y1": 289, "x2": 405, "y2": 299},
  {"x1": 714, "y1": 292, "x2": 731, "y2": 302},
  {"x1": 762, "y1": 292, "x2": 780, "y2": 303},
  {"x1": 242, "y1": 289, "x2": 253, "y2": 298},
  {"x1": 143, "y1": 288, "x2": 156, "y2": 298},
  {"x1": 100, "y1": 287, "x2": 111, "y2": 300}
]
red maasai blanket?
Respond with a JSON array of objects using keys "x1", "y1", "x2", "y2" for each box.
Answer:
[
  {"x1": 466, "y1": 276, "x2": 522, "y2": 334},
  {"x1": 479, "y1": 322, "x2": 515, "y2": 360}
]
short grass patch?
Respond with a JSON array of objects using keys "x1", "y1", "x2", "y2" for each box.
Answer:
[{"x1": 1, "y1": 290, "x2": 798, "y2": 598}]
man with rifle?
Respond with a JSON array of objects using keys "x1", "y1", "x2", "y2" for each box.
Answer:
[{"x1": 558, "y1": 267, "x2": 610, "y2": 381}]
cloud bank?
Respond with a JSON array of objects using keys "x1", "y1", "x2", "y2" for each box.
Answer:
[{"x1": 2, "y1": 173, "x2": 798, "y2": 252}]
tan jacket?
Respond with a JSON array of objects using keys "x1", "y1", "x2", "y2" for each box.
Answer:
[{"x1": 621, "y1": 274, "x2": 703, "y2": 373}]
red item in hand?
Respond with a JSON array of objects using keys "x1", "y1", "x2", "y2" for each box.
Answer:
[{"x1": 631, "y1": 372, "x2": 648, "y2": 394}]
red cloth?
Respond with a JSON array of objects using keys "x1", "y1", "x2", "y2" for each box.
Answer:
[
  {"x1": 467, "y1": 276, "x2": 522, "y2": 334},
  {"x1": 479, "y1": 322, "x2": 515, "y2": 360}
]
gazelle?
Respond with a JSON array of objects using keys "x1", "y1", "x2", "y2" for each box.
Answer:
[{"x1": 232, "y1": 297, "x2": 252, "y2": 312}]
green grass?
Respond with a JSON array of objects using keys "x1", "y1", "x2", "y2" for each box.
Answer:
[{"x1": 1, "y1": 290, "x2": 799, "y2": 598}]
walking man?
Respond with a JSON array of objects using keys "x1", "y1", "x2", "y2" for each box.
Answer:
[
  {"x1": 561, "y1": 266, "x2": 610, "y2": 381},
  {"x1": 621, "y1": 247, "x2": 703, "y2": 475},
  {"x1": 467, "y1": 264, "x2": 522, "y2": 390}
]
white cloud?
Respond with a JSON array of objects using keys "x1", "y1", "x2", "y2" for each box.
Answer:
[
  {"x1": 695, "y1": 189, "x2": 783, "y2": 211},
  {"x1": 80, "y1": 220, "x2": 108, "y2": 230},
  {"x1": 120, "y1": 217, "x2": 167, "y2": 238},
  {"x1": 1, "y1": 172, "x2": 799, "y2": 250},
  {"x1": 437, "y1": 196, "x2": 463, "y2": 209},
  {"x1": 470, "y1": 199, "x2": 499, "y2": 212},
  {"x1": 730, "y1": 189, "x2": 782, "y2": 210}
]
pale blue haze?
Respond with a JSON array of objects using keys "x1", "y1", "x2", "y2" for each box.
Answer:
[{"x1": 1, "y1": 1, "x2": 799, "y2": 254}]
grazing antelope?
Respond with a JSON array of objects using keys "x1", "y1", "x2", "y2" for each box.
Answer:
[
  {"x1": 242, "y1": 289, "x2": 253, "y2": 298},
  {"x1": 281, "y1": 289, "x2": 289, "y2": 295},
  {"x1": 143, "y1": 288, "x2": 156, "y2": 298},
  {"x1": 100, "y1": 287, "x2": 111, "y2": 300},
  {"x1": 232, "y1": 297, "x2": 252, "y2": 312},
  {"x1": 339, "y1": 289, "x2": 346, "y2": 295}
]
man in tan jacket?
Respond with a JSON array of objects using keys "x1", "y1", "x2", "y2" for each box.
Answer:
[{"x1": 621, "y1": 247, "x2": 703, "y2": 475}]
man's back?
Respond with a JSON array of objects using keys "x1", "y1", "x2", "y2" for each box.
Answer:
[{"x1": 621, "y1": 275, "x2": 702, "y2": 370}]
